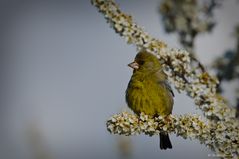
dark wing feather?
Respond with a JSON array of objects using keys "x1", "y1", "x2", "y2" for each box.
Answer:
[{"x1": 158, "y1": 81, "x2": 174, "y2": 97}]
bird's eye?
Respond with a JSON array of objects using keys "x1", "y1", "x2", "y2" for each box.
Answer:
[{"x1": 138, "y1": 60, "x2": 145, "y2": 65}]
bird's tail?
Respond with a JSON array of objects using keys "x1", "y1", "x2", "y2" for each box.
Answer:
[{"x1": 159, "y1": 133, "x2": 172, "y2": 150}]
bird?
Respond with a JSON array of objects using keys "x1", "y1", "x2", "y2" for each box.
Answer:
[{"x1": 125, "y1": 50, "x2": 174, "y2": 149}]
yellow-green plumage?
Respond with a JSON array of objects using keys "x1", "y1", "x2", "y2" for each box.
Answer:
[{"x1": 126, "y1": 50, "x2": 174, "y2": 149}]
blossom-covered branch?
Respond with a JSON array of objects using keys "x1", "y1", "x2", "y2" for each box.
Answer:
[
  {"x1": 91, "y1": 0, "x2": 238, "y2": 158},
  {"x1": 107, "y1": 112, "x2": 238, "y2": 158}
]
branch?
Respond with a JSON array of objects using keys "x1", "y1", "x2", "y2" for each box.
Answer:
[
  {"x1": 107, "y1": 112, "x2": 238, "y2": 159},
  {"x1": 107, "y1": 112, "x2": 208, "y2": 138}
]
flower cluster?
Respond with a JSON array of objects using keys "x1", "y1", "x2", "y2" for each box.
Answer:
[{"x1": 91, "y1": 0, "x2": 238, "y2": 158}]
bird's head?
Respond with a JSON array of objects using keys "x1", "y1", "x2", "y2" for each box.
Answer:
[{"x1": 128, "y1": 51, "x2": 161, "y2": 72}]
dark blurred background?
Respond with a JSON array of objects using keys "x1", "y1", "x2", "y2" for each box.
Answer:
[{"x1": 0, "y1": 0, "x2": 238, "y2": 159}]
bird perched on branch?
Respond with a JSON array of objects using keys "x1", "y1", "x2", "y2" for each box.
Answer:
[{"x1": 126, "y1": 50, "x2": 174, "y2": 149}]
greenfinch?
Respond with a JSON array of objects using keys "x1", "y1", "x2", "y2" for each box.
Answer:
[{"x1": 126, "y1": 50, "x2": 174, "y2": 149}]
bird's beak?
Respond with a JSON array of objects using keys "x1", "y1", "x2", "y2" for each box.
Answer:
[{"x1": 128, "y1": 61, "x2": 139, "y2": 70}]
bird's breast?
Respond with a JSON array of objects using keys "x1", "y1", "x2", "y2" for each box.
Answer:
[{"x1": 126, "y1": 78, "x2": 173, "y2": 116}]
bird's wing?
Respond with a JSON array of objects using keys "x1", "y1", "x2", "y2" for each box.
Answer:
[{"x1": 158, "y1": 81, "x2": 174, "y2": 97}]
